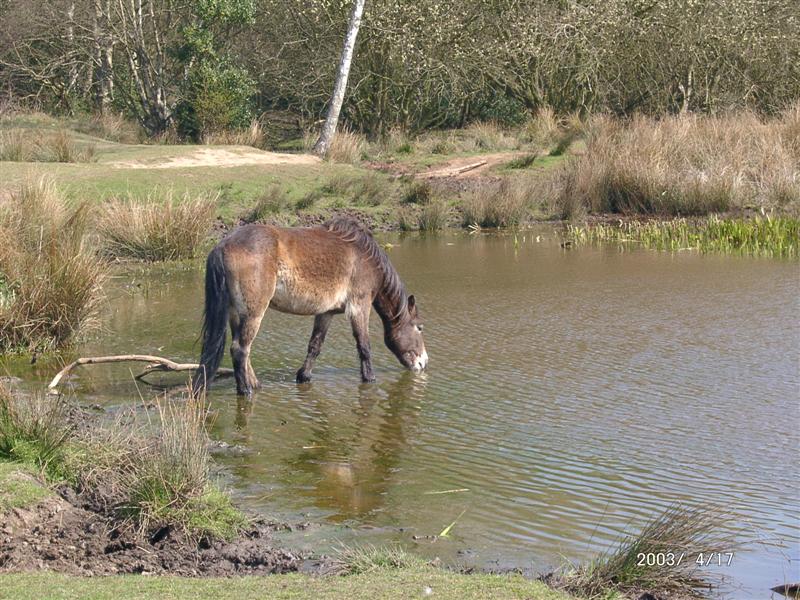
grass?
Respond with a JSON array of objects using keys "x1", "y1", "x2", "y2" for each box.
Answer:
[
  {"x1": 566, "y1": 214, "x2": 799, "y2": 258},
  {"x1": 0, "y1": 383, "x2": 246, "y2": 540},
  {"x1": 462, "y1": 179, "x2": 532, "y2": 228},
  {"x1": 0, "y1": 461, "x2": 52, "y2": 511},
  {"x1": 0, "y1": 179, "x2": 106, "y2": 352},
  {"x1": 0, "y1": 129, "x2": 96, "y2": 163},
  {"x1": 418, "y1": 201, "x2": 450, "y2": 231},
  {"x1": 333, "y1": 544, "x2": 425, "y2": 575},
  {"x1": 0, "y1": 569, "x2": 574, "y2": 600},
  {"x1": 548, "y1": 106, "x2": 800, "y2": 218},
  {"x1": 553, "y1": 505, "x2": 739, "y2": 599},
  {"x1": 97, "y1": 193, "x2": 217, "y2": 261}
]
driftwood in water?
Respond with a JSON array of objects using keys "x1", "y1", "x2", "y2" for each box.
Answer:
[{"x1": 47, "y1": 355, "x2": 234, "y2": 391}]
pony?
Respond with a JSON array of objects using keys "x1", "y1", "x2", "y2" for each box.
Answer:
[{"x1": 192, "y1": 217, "x2": 427, "y2": 395}]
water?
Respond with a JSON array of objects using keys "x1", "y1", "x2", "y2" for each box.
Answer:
[{"x1": 4, "y1": 228, "x2": 799, "y2": 596}]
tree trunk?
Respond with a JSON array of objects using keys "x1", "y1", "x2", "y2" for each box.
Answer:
[{"x1": 312, "y1": 0, "x2": 366, "y2": 157}]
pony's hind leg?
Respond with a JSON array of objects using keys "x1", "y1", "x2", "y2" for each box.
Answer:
[
  {"x1": 231, "y1": 308, "x2": 268, "y2": 395},
  {"x1": 229, "y1": 271, "x2": 274, "y2": 395},
  {"x1": 296, "y1": 312, "x2": 335, "y2": 383}
]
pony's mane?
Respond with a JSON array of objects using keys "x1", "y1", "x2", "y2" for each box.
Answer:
[{"x1": 325, "y1": 216, "x2": 407, "y2": 318}]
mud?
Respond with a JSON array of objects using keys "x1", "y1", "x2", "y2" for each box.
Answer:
[{"x1": 0, "y1": 475, "x2": 331, "y2": 577}]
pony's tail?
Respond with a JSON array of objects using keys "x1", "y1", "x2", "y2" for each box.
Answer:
[{"x1": 192, "y1": 246, "x2": 229, "y2": 395}]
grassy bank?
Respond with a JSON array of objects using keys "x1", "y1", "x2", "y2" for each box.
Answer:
[
  {"x1": 2, "y1": 109, "x2": 797, "y2": 256},
  {"x1": 0, "y1": 383, "x2": 245, "y2": 539},
  {"x1": 0, "y1": 570, "x2": 571, "y2": 600}
]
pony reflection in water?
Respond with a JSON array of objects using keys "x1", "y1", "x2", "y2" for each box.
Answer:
[{"x1": 192, "y1": 217, "x2": 428, "y2": 395}]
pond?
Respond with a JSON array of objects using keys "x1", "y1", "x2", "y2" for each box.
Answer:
[{"x1": 5, "y1": 227, "x2": 798, "y2": 597}]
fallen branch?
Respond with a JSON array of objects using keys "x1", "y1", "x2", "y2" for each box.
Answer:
[{"x1": 48, "y1": 355, "x2": 234, "y2": 390}]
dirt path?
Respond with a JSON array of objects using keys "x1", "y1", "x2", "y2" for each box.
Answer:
[
  {"x1": 112, "y1": 147, "x2": 320, "y2": 170},
  {"x1": 417, "y1": 152, "x2": 525, "y2": 179}
]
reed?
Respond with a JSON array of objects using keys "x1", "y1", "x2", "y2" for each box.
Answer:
[
  {"x1": 549, "y1": 107, "x2": 800, "y2": 217},
  {"x1": 566, "y1": 215, "x2": 799, "y2": 258}
]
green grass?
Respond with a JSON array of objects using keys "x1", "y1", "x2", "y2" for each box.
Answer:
[
  {"x1": 0, "y1": 461, "x2": 51, "y2": 511},
  {"x1": 566, "y1": 215, "x2": 799, "y2": 258},
  {"x1": 0, "y1": 569, "x2": 575, "y2": 600}
]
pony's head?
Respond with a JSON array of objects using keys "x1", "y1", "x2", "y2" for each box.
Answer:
[{"x1": 385, "y1": 294, "x2": 428, "y2": 372}]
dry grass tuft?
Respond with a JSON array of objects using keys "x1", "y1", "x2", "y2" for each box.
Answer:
[
  {"x1": 554, "y1": 505, "x2": 740, "y2": 599},
  {"x1": 461, "y1": 179, "x2": 532, "y2": 228},
  {"x1": 0, "y1": 179, "x2": 106, "y2": 352},
  {"x1": 72, "y1": 112, "x2": 142, "y2": 143},
  {"x1": 201, "y1": 118, "x2": 266, "y2": 148},
  {"x1": 549, "y1": 108, "x2": 800, "y2": 217},
  {"x1": 97, "y1": 193, "x2": 217, "y2": 261},
  {"x1": 0, "y1": 129, "x2": 95, "y2": 162}
]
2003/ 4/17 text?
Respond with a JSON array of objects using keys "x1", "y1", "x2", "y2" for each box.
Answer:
[{"x1": 636, "y1": 552, "x2": 735, "y2": 567}]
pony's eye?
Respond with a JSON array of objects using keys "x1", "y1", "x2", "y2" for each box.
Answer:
[{"x1": 416, "y1": 324, "x2": 423, "y2": 332}]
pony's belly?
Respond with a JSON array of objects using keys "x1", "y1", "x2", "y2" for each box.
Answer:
[{"x1": 269, "y1": 271, "x2": 347, "y2": 316}]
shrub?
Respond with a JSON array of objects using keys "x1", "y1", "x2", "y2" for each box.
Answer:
[
  {"x1": 351, "y1": 173, "x2": 390, "y2": 206},
  {"x1": 176, "y1": 60, "x2": 256, "y2": 141},
  {"x1": 0, "y1": 179, "x2": 106, "y2": 352},
  {"x1": 97, "y1": 193, "x2": 217, "y2": 261}
]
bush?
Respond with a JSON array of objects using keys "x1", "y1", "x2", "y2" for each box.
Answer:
[
  {"x1": 0, "y1": 179, "x2": 106, "y2": 352},
  {"x1": 97, "y1": 193, "x2": 217, "y2": 261},
  {"x1": 176, "y1": 60, "x2": 256, "y2": 141},
  {"x1": 401, "y1": 181, "x2": 433, "y2": 205}
]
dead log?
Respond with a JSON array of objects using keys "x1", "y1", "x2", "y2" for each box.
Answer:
[{"x1": 47, "y1": 355, "x2": 234, "y2": 391}]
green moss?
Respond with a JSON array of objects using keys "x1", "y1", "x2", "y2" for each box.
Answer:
[{"x1": 0, "y1": 461, "x2": 51, "y2": 511}]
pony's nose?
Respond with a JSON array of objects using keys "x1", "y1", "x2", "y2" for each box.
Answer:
[{"x1": 412, "y1": 350, "x2": 429, "y2": 372}]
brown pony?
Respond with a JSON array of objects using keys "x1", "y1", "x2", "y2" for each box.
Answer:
[{"x1": 192, "y1": 217, "x2": 428, "y2": 395}]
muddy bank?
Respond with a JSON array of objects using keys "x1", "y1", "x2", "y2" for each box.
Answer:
[{"x1": 0, "y1": 473, "x2": 331, "y2": 577}]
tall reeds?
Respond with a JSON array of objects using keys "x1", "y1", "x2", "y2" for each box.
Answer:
[{"x1": 549, "y1": 107, "x2": 800, "y2": 218}]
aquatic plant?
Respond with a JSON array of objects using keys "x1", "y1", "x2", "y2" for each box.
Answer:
[
  {"x1": 566, "y1": 215, "x2": 799, "y2": 258},
  {"x1": 418, "y1": 201, "x2": 450, "y2": 231}
]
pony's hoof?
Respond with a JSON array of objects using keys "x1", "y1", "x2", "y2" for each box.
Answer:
[{"x1": 296, "y1": 370, "x2": 312, "y2": 384}]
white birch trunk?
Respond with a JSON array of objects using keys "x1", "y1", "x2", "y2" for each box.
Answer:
[{"x1": 313, "y1": 0, "x2": 366, "y2": 157}]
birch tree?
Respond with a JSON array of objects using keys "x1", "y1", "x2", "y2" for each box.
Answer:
[{"x1": 312, "y1": 0, "x2": 365, "y2": 156}]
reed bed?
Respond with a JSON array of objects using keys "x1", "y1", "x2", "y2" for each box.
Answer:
[
  {"x1": 461, "y1": 179, "x2": 533, "y2": 228},
  {"x1": 97, "y1": 193, "x2": 217, "y2": 261},
  {"x1": 549, "y1": 106, "x2": 800, "y2": 219},
  {"x1": 566, "y1": 215, "x2": 799, "y2": 258},
  {"x1": 0, "y1": 179, "x2": 106, "y2": 352}
]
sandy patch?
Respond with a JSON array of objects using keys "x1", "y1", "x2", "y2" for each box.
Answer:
[{"x1": 112, "y1": 147, "x2": 320, "y2": 170}]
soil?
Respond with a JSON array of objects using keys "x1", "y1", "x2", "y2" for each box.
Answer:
[
  {"x1": 112, "y1": 147, "x2": 320, "y2": 170},
  {"x1": 0, "y1": 473, "x2": 332, "y2": 577}
]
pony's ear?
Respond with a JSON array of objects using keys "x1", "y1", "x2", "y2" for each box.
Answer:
[{"x1": 407, "y1": 294, "x2": 417, "y2": 315}]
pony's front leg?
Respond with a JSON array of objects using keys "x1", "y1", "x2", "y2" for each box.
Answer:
[
  {"x1": 348, "y1": 303, "x2": 375, "y2": 383},
  {"x1": 296, "y1": 312, "x2": 334, "y2": 383}
]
